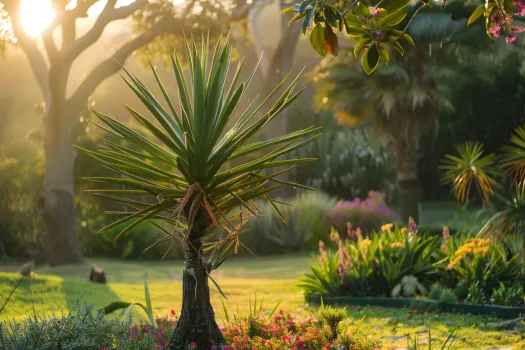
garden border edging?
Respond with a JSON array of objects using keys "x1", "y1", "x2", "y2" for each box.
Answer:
[{"x1": 306, "y1": 296, "x2": 525, "y2": 319}]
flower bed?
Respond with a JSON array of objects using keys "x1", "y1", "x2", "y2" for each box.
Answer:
[
  {"x1": 299, "y1": 220, "x2": 525, "y2": 311},
  {"x1": 0, "y1": 302, "x2": 382, "y2": 350}
]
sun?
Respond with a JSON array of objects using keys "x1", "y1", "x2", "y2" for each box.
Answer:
[
  {"x1": 19, "y1": 0, "x2": 56, "y2": 38},
  {"x1": 18, "y1": 0, "x2": 186, "y2": 38}
]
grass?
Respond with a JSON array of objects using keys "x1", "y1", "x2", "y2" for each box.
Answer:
[{"x1": 1, "y1": 254, "x2": 525, "y2": 349}]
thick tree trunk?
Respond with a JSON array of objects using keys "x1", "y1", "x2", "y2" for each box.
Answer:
[
  {"x1": 169, "y1": 242, "x2": 224, "y2": 350},
  {"x1": 394, "y1": 143, "x2": 421, "y2": 224},
  {"x1": 261, "y1": 5, "x2": 301, "y2": 200},
  {"x1": 38, "y1": 112, "x2": 83, "y2": 266}
]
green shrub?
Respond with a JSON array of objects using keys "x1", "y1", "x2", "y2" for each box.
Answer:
[
  {"x1": 0, "y1": 149, "x2": 44, "y2": 259},
  {"x1": 299, "y1": 224, "x2": 445, "y2": 297},
  {"x1": 439, "y1": 288, "x2": 457, "y2": 303},
  {"x1": 467, "y1": 282, "x2": 486, "y2": 304},
  {"x1": 429, "y1": 283, "x2": 444, "y2": 300},
  {"x1": 391, "y1": 275, "x2": 426, "y2": 298},
  {"x1": 242, "y1": 191, "x2": 337, "y2": 254},
  {"x1": 455, "y1": 280, "x2": 469, "y2": 301},
  {"x1": 444, "y1": 236, "x2": 525, "y2": 300},
  {"x1": 491, "y1": 282, "x2": 525, "y2": 306},
  {"x1": 0, "y1": 302, "x2": 157, "y2": 349},
  {"x1": 291, "y1": 126, "x2": 396, "y2": 202}
]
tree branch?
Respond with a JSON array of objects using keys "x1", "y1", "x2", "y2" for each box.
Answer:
[
  {"x1": 3, "y1": 0, "x2": 50, "y2": 105},
  {"x1": 68, "y1": 18, "x2": 175, "y2": 109},
  {"x1": 62, "y1": 0, "x2": 148, "y2": 63},
  {"x1": 42, "y1": 0, "x2": 99, "y2": 41},
  {"x1": 216, "y1": 1, "x2": 254, "y2": 24},
  {"x1": 248, "y1": 0, "x2": 273, "y2": 77}
]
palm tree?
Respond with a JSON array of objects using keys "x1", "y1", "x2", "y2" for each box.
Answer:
[
  {"x1": 79, "y1": 35, "x2": 318, "y2": 349},
  {"x1": 313, "y1": 3, "x2": 487, "y2": 222}
]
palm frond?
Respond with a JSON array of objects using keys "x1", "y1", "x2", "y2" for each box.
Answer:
[
  {"x1": 439, "y1": 142, "x2": 501, "y2": 203},
  {"x1": 501, "y1": 125, "x2": 525, "y2": 191}
]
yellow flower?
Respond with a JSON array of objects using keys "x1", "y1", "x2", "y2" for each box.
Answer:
[
  {"x1": 400, "y1": 227, "x2": 407, "y2": 233},
  {"x1": 381, "y1": 223, "x2": 394, "y2": 232},
  {"x1": 390, "y1": 242, "x2": 404, "y2": 249},
  {"x1": 360, "y1": 239, "x2": 372, "y2": 249},
  {"x1": 473, "y1": 247, "x2": 489, "y2": 255},
  {"x1": 447, "y1": 255, "x2": 463, "y2": 270}
]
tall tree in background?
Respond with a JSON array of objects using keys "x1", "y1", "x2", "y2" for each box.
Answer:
[
  {"x1": 249, "y1": 0, "x2": 302, "y2": 197},
  {"x1": 0, "y1": 0, "x2": 250, "y2": 265},
  {"x1": 313, "y1": 5, "x2": 488, "y2": 222}
]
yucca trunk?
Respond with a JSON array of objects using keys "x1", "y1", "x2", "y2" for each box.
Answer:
[{"x1": 169, "y1": 238, "x2": 224, "y2": 349}]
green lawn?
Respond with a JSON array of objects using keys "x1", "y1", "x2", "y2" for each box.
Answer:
[{"x1": 1, "y1": 254, "x2": 524, "y2": 349}]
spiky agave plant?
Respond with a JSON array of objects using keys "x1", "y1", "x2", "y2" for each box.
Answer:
[{"x1": 78, "y1": 35, "x2": 319, "y2": 349}]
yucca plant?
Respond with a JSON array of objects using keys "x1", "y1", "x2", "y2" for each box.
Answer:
[
  {"x1": 439, "y1": 142, "x2": 501, "y2": 205},
  {"x1": 440, "y1": 127, "x2": 525, "y2": 260},
  {"x1": 78, "y1": 34, "x2": 319, "y2": 349}
]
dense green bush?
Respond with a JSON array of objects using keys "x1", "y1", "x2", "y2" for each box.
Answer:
[
  {"x1": 291, "y1": 126, "x2": 396, "y2": 202},
  {"x1": 0, "y1": 302, "x2": 157, "y2": 350},
  {"x1": 0, "y1": 148, "x2": 44, "y2": 259},
  {"x1": 300, "y1": 224, "x2": 445, "y2": 298},
  {"x1": 242, "y1": 191, "x2": 337, "y2": 254}
]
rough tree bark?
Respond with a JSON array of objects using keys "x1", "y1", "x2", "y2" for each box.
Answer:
[
  {"x1": 169, "y1": 217, "x2": 224, "y2": 349},
  {"x1": 393, "y1": 141, "x2": 420, "y2": 224}
]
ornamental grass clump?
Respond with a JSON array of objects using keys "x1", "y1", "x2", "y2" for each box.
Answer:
[{"x1": 79, "y1": 34, "x2": 319, "y2": 349}]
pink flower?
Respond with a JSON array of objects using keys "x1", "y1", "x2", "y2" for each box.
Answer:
[
  {"x1": 346, "y1": 222, "x2": 353, "y2": 237},
  {"x1": 442, "y1": 225, "x2": 450, "y2": 241},
  {"x1": 507, "y1": 35, "x2": 517, "y2": 42},
  {"x1": 408, "y1": 216, "x2": 417, "y2": 232}
]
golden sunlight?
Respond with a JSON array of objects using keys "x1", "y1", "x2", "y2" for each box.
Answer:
[
  {"x1": 19, "y1": 0, "x2": 55, "y2": 38},
  {"x1": 18, "y1": 0, "x2": 186, "y2": 37}
]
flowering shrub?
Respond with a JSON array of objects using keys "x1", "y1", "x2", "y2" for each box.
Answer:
[
  {"x1": 444, "y1": 235, "x2": 525, "y2": 302},
  {"x1": 327, "y1": 191, "x2": 399, "y2": 235},
  {"x1": 301, "y1": 221, "x2": 525, "y2": 305},
  {"x1": 469, "y1": 0, "x2": 525, "y2": 43},
  {"x1": 120, "y1": 306, "x2": 380, "y2": 350},
  {"x1": 222, "y1": 307, "x2": 380, "y2": 350},
  {"x1": 300, "y1": 220, "x2": 445, "y2": 297},
  {"x1": 127, "y1": 311, "x2": 178, "y2": 349}
]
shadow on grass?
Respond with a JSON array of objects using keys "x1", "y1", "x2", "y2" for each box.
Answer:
[{"x1": 0, "y1": 266, "x2": 124, "y2": 322}]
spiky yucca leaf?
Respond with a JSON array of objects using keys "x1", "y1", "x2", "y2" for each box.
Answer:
[
  {"x1": 501, "y1": 125, "x2": 525, "y2": 192},
  {"x1": 79, "y1": 34, "x2": 319, "y2": 266},
  {"x1": 439, "y1": 142, "x2": 500, "y2": 203}
]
